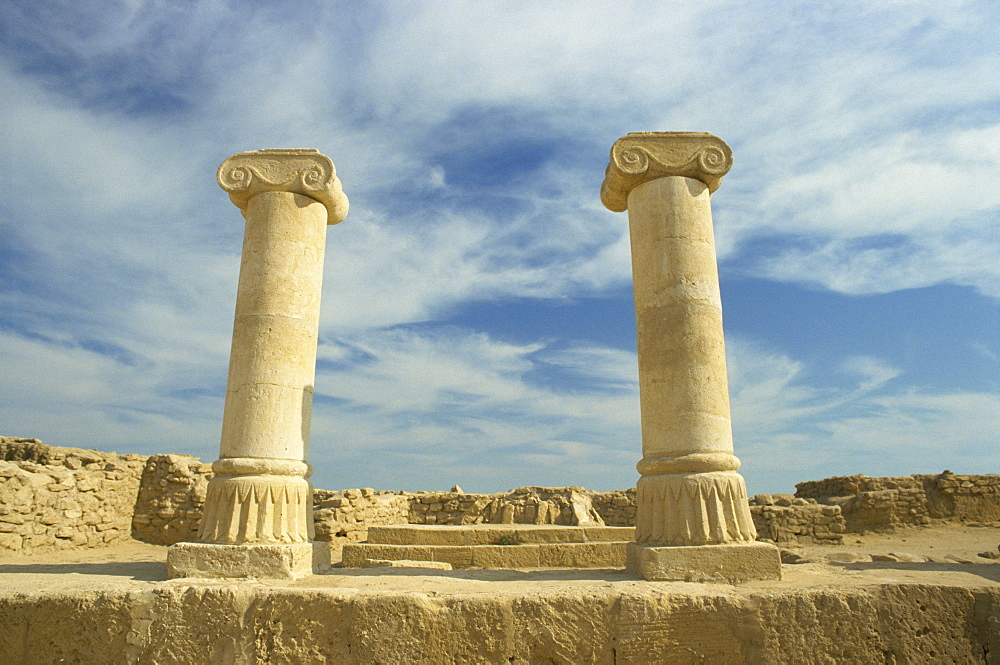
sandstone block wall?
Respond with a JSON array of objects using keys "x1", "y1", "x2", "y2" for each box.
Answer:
[
  {"x1": 408, "y1": 487, "x2": 605, "y2": 526},
  {"x1": 5, "y1": 438, "x2": 1000, "y2": 554},
  {"x1": 749, "y1": 494, "x2": 846, "y2": 545},
  {"x1": 0, "y1": 437, "x2": 146, "y2": 554},
  {"x1": 131, "y1": 454, "x2": 213, "y2": 545},
  {"x1": 933, "y1": 472, "x2": 1000, "y2": 522},
  {"x1": 312, "y1": 488, "x2": 410, "y2": 543},
  {"x1": 795, "y1": 471, "x2": 1000, "y2": 532},
  {"x1": 590, "y1": 489, "x2": 637, "y2": 526}
]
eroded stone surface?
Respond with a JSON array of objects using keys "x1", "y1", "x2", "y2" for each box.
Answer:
[
  {"x1": 601, "y1": 133, "x2": 766, "y2": 580},
  {"x1": 1, "y1": 565, "x2": 998, "y2": 664},
  {"x1": 627, "y1": 541, "x2": 782, "y2": 583},
  {"x1": 168, "y1": 150, "x2": 349, "y2": 577},
  {"x1": 166, "y1": 541, "x2": 330, "y2": 579}
]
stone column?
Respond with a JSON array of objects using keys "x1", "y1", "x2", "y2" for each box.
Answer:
[
  {"x1": 601, "y1": 132, "x2": 780, "y2": 582},
  {"x1": 167, "y1": 149, "x2": 348, "y2": 579}
]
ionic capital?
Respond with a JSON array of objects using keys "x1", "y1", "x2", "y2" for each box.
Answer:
[
  {"x1": 217, "y1": 149, "x2": 349, "y2": 224},
  {"x1": 600, "y1": 132, "x2": 733, "y2": 212}
]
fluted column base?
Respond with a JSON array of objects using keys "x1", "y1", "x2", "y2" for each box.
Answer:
[
  {"x1": 166, "y1": 457, "x2": 325, "y2": 579},
  {"x1": 630, "y1": 470, "x2": 780, "y2": 582},
  {"x1": 635, "y1": 471, "x2": 757, "y2": 546},
  {"x1": 197, "y1": 476, "x2": 314, "y2": 544},
  {"x1": 197, "y1": 458, "x2": 315, "y2": 544}
]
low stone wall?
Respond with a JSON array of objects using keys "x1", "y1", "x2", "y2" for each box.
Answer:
[
  {"x1": 749, "y1": 494, "x2": 845, "y2": 545},
  {"x1": 933, "y1": 472, "x2": 1000, "y2": 522},
  {"x1": 0, "y1": 437, "x2": 146, "y2": 554},
  {"x1": 795, "y1": 472, "x2": 1000, "y2": 533},
  {"x1": 590, "y1": 489, "x2": 637, "y2": 526},
  {"x1": 312, "y1": 488, "x2": 410, "y2": 543},
  {"x1": 131, "y1": 454, "x2": 213, "y2": 545},
  {"x1": 4, "y1": 577, "x2": 999, "y2": 663},
  {"x1": 408, "y1": 487, "x2": 605, "y2": 526},
  {"x1": 6, "y1": 438, "x2": 999, "y2": 552}
]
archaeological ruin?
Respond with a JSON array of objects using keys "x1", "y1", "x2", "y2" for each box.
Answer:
[
  {"x1": 2, "y1": 137, "x2": 999, "y2": 662},
  {"x1": 3, "y1": 435, "x2": 1000, "y2": 661},
  {"x1": 5, "y1": 437, "x2": 1000, "y2": 559}
]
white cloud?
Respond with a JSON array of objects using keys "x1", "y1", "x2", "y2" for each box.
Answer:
[
  {"x1": 309, "y1": 327, "x2": 642, "y2": 491},
  {"x1": 0, "y1": 330, "x2": 224, "y2": 456},
  {"x1": 1, "y1": 1, "x2": 997, "y2": 496},
  {"x1": 840, "y1": 355, "x2": 902, "y2": 393},
  {"x1": 727, "y1": 338, "x2": 1000, "y2": 492}
]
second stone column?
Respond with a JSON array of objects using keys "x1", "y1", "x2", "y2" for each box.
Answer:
[
  {"x1": 601, "y1": 132, "x2": 780, "y2": 582},
  {"x1": 167, "y1": 149, "x2": 348, "y2": 579}
]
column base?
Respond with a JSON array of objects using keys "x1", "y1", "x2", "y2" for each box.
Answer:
[
  {"x1": 626, "y1": 541, "x2": 781, "y2": 583},
  {"x1": 166, "y1": 541, "x2": 330, "y2": 580}
]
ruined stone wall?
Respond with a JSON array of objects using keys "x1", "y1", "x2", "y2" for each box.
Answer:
[
  {"x1": 131, "y1": 454, "x2": 214, "y2": 545},
  {"x1": 5, "y1": 438, "x2": 999, "y2": 552},
  {"x1": 312, "y1": 488, "x2": 410, "y2": 544},
  {"x1": 0, "y1": 438, "x2": 146, "y2": 554},
  {"x1": 590, "y1": 489, "x2": 637, "y2": 526},
  {"x1": 407, "y1": 490, "x2": 493, "y2": 525},
  {"x1": 795, "y1": 472, "x2": 1000, "y2": 532},
  {"x1": 749, "y1": 494, "x2": 846, "y2": 545},
  {"x1": 310, "y1": 486, "x2": 610, "y2": 554},
  {"x1": 931, "y1": 473, "x2": 1000, "y2": 522},
  {"x1": 407, "y1": 487, "x2": 604, "y2": 526}
]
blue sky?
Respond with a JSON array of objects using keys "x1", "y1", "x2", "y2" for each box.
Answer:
[{"x1": 0, "y1": 1, "x2": 997, "y2": 495}]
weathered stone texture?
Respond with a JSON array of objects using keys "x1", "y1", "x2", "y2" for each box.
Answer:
[
  {"x1": 590, "y1": 488, "x2": 637, "y2": 526},
  {"x1": 1, "y1": 583, "x2": 998, "y2": 663},
  {"x1": 407, "y1": 487, "x2": 604, "y2": 527},
  {"x1": 5, "y1": 438, "x2": 999, "y2": 557},
  {"x1": 312, "y1": 487, "x2": 410, "y2": 544},
  {"x1": 796, "y1": 471, "x2": 1000, "y2": 532},
  {"x1": 749, "y1": 494, "x2": 846, "y2": 545},
  {"x1": 131, "y1": 454, "x2": 213, "y2": 545},
  {"x1": 0, "y1": 438, "x2": 146, "y2": 554}
]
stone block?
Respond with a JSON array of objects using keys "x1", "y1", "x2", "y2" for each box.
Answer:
[
  {"x1": 536, "y1": 543, "x2": 577, "y2": 568},
  {"x1": 471, "y1": 545, "x2": 541, "y2": 569},
  {"x1": 426, "y1": 545, "x2": 475, "y2": 568},
  {"x1": 360, "y1": 558, "x2": 452, "y2": 570},
  {"x1": 570, "y1": 542, "x2": 628, "y2": 568},
  {"x1": 166, "y1": 541, "x2": 330, "y2": 580},
  {"x1": 342, "y1": 544, "x2": 434, "y2": 567},
  {"x1": 626, "y1": 541, "x2": 782, "y2": 583},
  {"x1": 0, "y1": 532, "x2": 23, "y2": 550}
]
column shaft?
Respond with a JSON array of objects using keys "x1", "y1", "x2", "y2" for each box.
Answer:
[
  {"x1": 220, "y1": 190, "x2": 327, "y2": 461},
  {"x1": 168, "y1": 149, "x2": 347, "y2": 578},
  {"x1": 627, "y1": 176, "x2": 755, "y2": 546},
  {"x1": 199, "y1": 190, "x2": 327, "y2": 545},
  {"x1": 629, "y1": 176, "x2": 733, "y2": 460},
  {"x1": 602, "y1": 132, "x2": 779, "y2": 581}
]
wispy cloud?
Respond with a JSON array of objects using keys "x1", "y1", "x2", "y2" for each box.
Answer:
[{"x1": 0, "y1": 1, "x2": 997, "y2": 494}]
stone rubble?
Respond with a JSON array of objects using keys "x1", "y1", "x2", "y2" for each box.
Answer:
[
  {"x1": 4, "y1": 438, "x2": 1000, "y2": 557},
  {"x1": 795, "y1": 471, "x2": 1000, "y2": 532},
  {"x1": 0, "y1": 437, "x2": 146, "y2": 553}
]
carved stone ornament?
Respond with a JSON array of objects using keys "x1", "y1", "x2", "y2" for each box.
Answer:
[
  {"x1": 217, "y1": 148, "x2": 349, "y2": 224},
  {"x1": 600, "y1": 132, "x2": 733, "y2": 212}
]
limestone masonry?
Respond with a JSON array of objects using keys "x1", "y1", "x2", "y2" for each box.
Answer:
[
  {"x1": 3, "y1": 438, "x2": 998, "y2": 557},
  {"x1": 168, "y1": 149, "x2": 351, "y2": 579},
  {"x1": 601, "y1": 132, "x2": 780, "y2": 582},
  {"x1": 0, "y1": 437, "x2": 145, "y2": 553}
]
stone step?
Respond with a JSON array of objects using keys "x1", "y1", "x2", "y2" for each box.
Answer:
[
  {"x1": 365, "y1": 524, "x2": 634, "y2": 546},
  {"x1": 341, "y1": 541, "x2": 628, "y2": 569}
]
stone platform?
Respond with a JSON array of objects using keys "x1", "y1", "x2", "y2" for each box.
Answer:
[
  {"x1": 2, "y1": 547, "x2": 1000, "y2": 663},
  {"x1": 341, "y1": 524, "x2": 634, "y2": 569}
]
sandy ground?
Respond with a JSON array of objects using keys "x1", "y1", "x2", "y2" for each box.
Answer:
[{"x1": 2, "y1": 521, "x2": 999, "y2": 595}]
